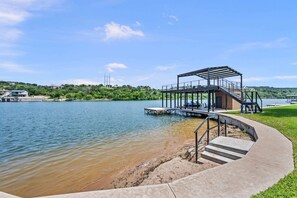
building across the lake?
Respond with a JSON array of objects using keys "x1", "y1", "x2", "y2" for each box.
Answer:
[
  {"x1": 10, "y1": 90, "x2": 29, "y2": 97},
  {"x1": 0, "y1": 90, "x2": 47, "y2": 102},
  {"x1": 161, "y1": 66, "x2": 262, "y2": 113}
]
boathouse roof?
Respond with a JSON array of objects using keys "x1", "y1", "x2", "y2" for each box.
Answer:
[{"x1": 177, "y1": 66, "x2": 242, "y2": 79}]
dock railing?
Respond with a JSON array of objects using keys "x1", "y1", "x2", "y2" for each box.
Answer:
[{"x1": 162, "y1": 79, "x2": 241, "y2": 92}]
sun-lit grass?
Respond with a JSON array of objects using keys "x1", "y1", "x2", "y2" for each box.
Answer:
[{"x1": 229, "y1": 105, "x2": 297, "y2": 197}]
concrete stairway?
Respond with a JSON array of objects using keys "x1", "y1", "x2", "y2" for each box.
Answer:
[{"x1": 201, "y1": 136, "x2": 254, "y2": 164}]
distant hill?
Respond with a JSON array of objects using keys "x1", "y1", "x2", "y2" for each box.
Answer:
[
  {"x1": 1, "y1": 81, "x2": 296, "y2": 100},
  {"x1": 248, "y1": 86, "x2": 297, "y2": 99},
  {"x1": 0, "y1": 81, "x2": 161, "y2": 100}
]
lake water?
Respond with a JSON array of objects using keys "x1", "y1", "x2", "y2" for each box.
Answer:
[
  {"x1": 0, "y1": 99, "x2": 289, "y2": 197},
  {"x1": 0, "y1": 101, "x2": 205, "y2": 197}
]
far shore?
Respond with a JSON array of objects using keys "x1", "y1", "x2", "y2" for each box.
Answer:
[{"x1": 0, "y1": 97, "x2": 164, "y2": 102}]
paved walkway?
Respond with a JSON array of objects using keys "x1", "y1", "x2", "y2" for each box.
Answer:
[
  {"x1": 2, "y1": 115, "x2": 294, "y2": 198},
  {"x1": 169, "y1": 114, "x2": 294, "y2": 197}
]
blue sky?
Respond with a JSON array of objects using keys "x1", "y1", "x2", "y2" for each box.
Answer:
[{"x1": 0, "y1": 0, "x2": 297, "y2": 88}]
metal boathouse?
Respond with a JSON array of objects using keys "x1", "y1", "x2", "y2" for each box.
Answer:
[{"x1": 161, "y1": 66, "x2": 262, "y2": 114}]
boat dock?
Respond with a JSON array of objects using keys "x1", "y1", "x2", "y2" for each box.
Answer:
[
  {"x1": 144, "y1": 107, "x2": 224, "y2": 117},
  {"x1": 146, "y1": 66, "x2": 264, "y2": 117},
  {"x1": 144, "y1": 107, "x2": 178, "y2": 115}
]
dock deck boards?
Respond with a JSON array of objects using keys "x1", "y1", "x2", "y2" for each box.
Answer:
[{"x1": 144, "y1": 107, "x2": 229, "y2": 116}]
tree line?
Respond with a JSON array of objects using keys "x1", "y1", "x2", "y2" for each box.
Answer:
[
  {"x1": 0, "y1": 81, "x2": 161, "y2": 100},
  {"x1": 251, "y1": 87, "x2": 297, "y2": 99},
  {"x1": 1, "y1": 81, "x2": 297, "y2": 100}
]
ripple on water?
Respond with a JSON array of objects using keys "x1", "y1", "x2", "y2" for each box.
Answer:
[{"x1": 0, "y1": 101, "x2": 214, "y2": 197}]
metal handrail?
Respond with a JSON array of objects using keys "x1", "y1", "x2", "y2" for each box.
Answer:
[
  {"x1": 197, "y1": 128, "x2": 209, "y2": 144},
  {"x1": 194, "y1": 116, "x2": 209, "y2": 163},
  {"x1": 256, "y1": 92, "x2": 263, "y2": 111},
  {"x1": 242, "y1": 91, "x2": 263, "y2": 113},
  {"x1": 194, "y1": 115, "x2": 228, "y2": 163},
  {"x1": 194, "y1": 116, "x2": 208, "y2": 134},
  {"x1": 245, "y1": 91, "x2": 252, "y2": 102}
]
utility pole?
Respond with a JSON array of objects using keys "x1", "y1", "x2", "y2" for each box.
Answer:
[{"x1": 104, "y1": 74, "x2": 111, "y2": 87}]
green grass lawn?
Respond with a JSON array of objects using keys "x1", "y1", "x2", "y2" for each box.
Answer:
[{"x1": 230, "y1": 105, "x2": 297, "y2": 197}]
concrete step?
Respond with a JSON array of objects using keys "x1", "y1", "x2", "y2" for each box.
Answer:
[
  {"x1": 197, "y1": 157, "x2": 220, "y2": 166},
  {"x1": 201, "y1": 151, "x2": 234, "y2": 164},
  {"x1": 209, "y1": 136, "x2": 254, "y2": 155},
  {"x1": 205, "y1": 145, "x2": 245, "y2": 160}
]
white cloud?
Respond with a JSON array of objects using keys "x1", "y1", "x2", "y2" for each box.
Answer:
[
  {"x1": 0, "y1": 10, "x2": 30, "y2": 26},
  {"x1": 134, "y1": 75, "x2": 154, "y2": 82},
  {"x1": 0, "y1": 43, "x2": 22, "y2": 56},
  {"x1": 0, "y1": 28, "x2": 23, "y2": 42},
  {"x1": 275, "y1": 75, "x2": 297, "y2": 80},
  {"x1": 106, "y1": 63, "x2": 127, "y2": 72},
  {"x1": 0, "y1": 50, "x2": 22, "y2": 56},
  {"x1": 168, "y1": 15, "x2": 178, "y2": 22},
  {"x1": 244, "y1": 75, "x2": 297, "y2": 82},
  {"x1": 165, "y1": 15, "x2": 179, "y2": 25},
  {"x1": 62, "y1": 79, "x2": 100, "y2": 85},
  {"x1": 0, "y1": 0, "x2": 57, "y2": 26},
  {"x1": 0, "y1": 0, "x2": 37, "y2": 26},
  {"x1": 0, "y1": 62, "x2": 35, "y2": 73},
  {"x1": 134, "y1": 21, "x2": 141, "y2": 26},
  {"x1": 243, "y1": 77, "x2": 267, "y2": 82},
  {"x1": 155, "y1": 65, "x2": 176, "y2": 71},
  {"x1": 223, "y1": 37, "x2": 289, "y2": 58},
  {"x1": 110, "y1": 77, "x2": 124, "y2": 85},
  {"x1": 104, "y1": 22, "x2": 144, "y2": 41},
  {"x1": 0, "y1": 0, "x2": 58, "y2": 59}
]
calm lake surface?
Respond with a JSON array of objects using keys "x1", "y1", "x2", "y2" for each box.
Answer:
[
  {"x1": 0, "y1": 101, "x2": 203, "y2": 197},
  {"x1": 0, "y1": 99, "x2": 289, "y2": 197}
]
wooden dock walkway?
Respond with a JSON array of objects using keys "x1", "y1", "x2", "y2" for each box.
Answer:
[
  {"x1": 144, "y1": 107, "x2": 226, "y2": 117},
  {"x1": 144, "y1": 107, "x2": 179, "y2": 115}
]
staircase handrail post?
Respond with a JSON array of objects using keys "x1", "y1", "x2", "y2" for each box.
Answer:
[
  {"x1": 257, "y1": 92, "x2": 263, "y2": 112},
  {"x1": 194, "y1": 116, "x2": 209, "y2": 163},
  {"x1": 225, "y1": 120, "x2": 227, "y2": 136},
  {"x1": 217, "y1": 115, "x2": 220, "y2": 136},
  {"x1": 260, "y1": 94, "x2": 263, "y2": 110},
  {"x1": 195, "y1": 129, "x2": 198, "y2": 163},
  {"x1": 207, "y1": 117, "x2": 210, "y2": 144},
  {"x1": 251, "y1": 92, "x2": 254, "y2": 112},
  {"x1": 255, "y1": 92, "x2": 258, "y2": 113}
]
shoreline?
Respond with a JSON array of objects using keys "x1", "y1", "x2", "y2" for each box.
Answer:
[
  {"x1": 79, "y1": 139, "x2": 196, "y2": 192},
  {"x1": 83, "y1": 124, "x2": 253, "y2": 192}
]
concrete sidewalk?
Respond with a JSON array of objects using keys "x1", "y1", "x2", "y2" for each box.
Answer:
[
  {"x1": 2, "y1": 115, "x2": 294, "y2": 198},
  {"x1": 169, "y1": 114, "x2": 294, "y2": 197}
]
